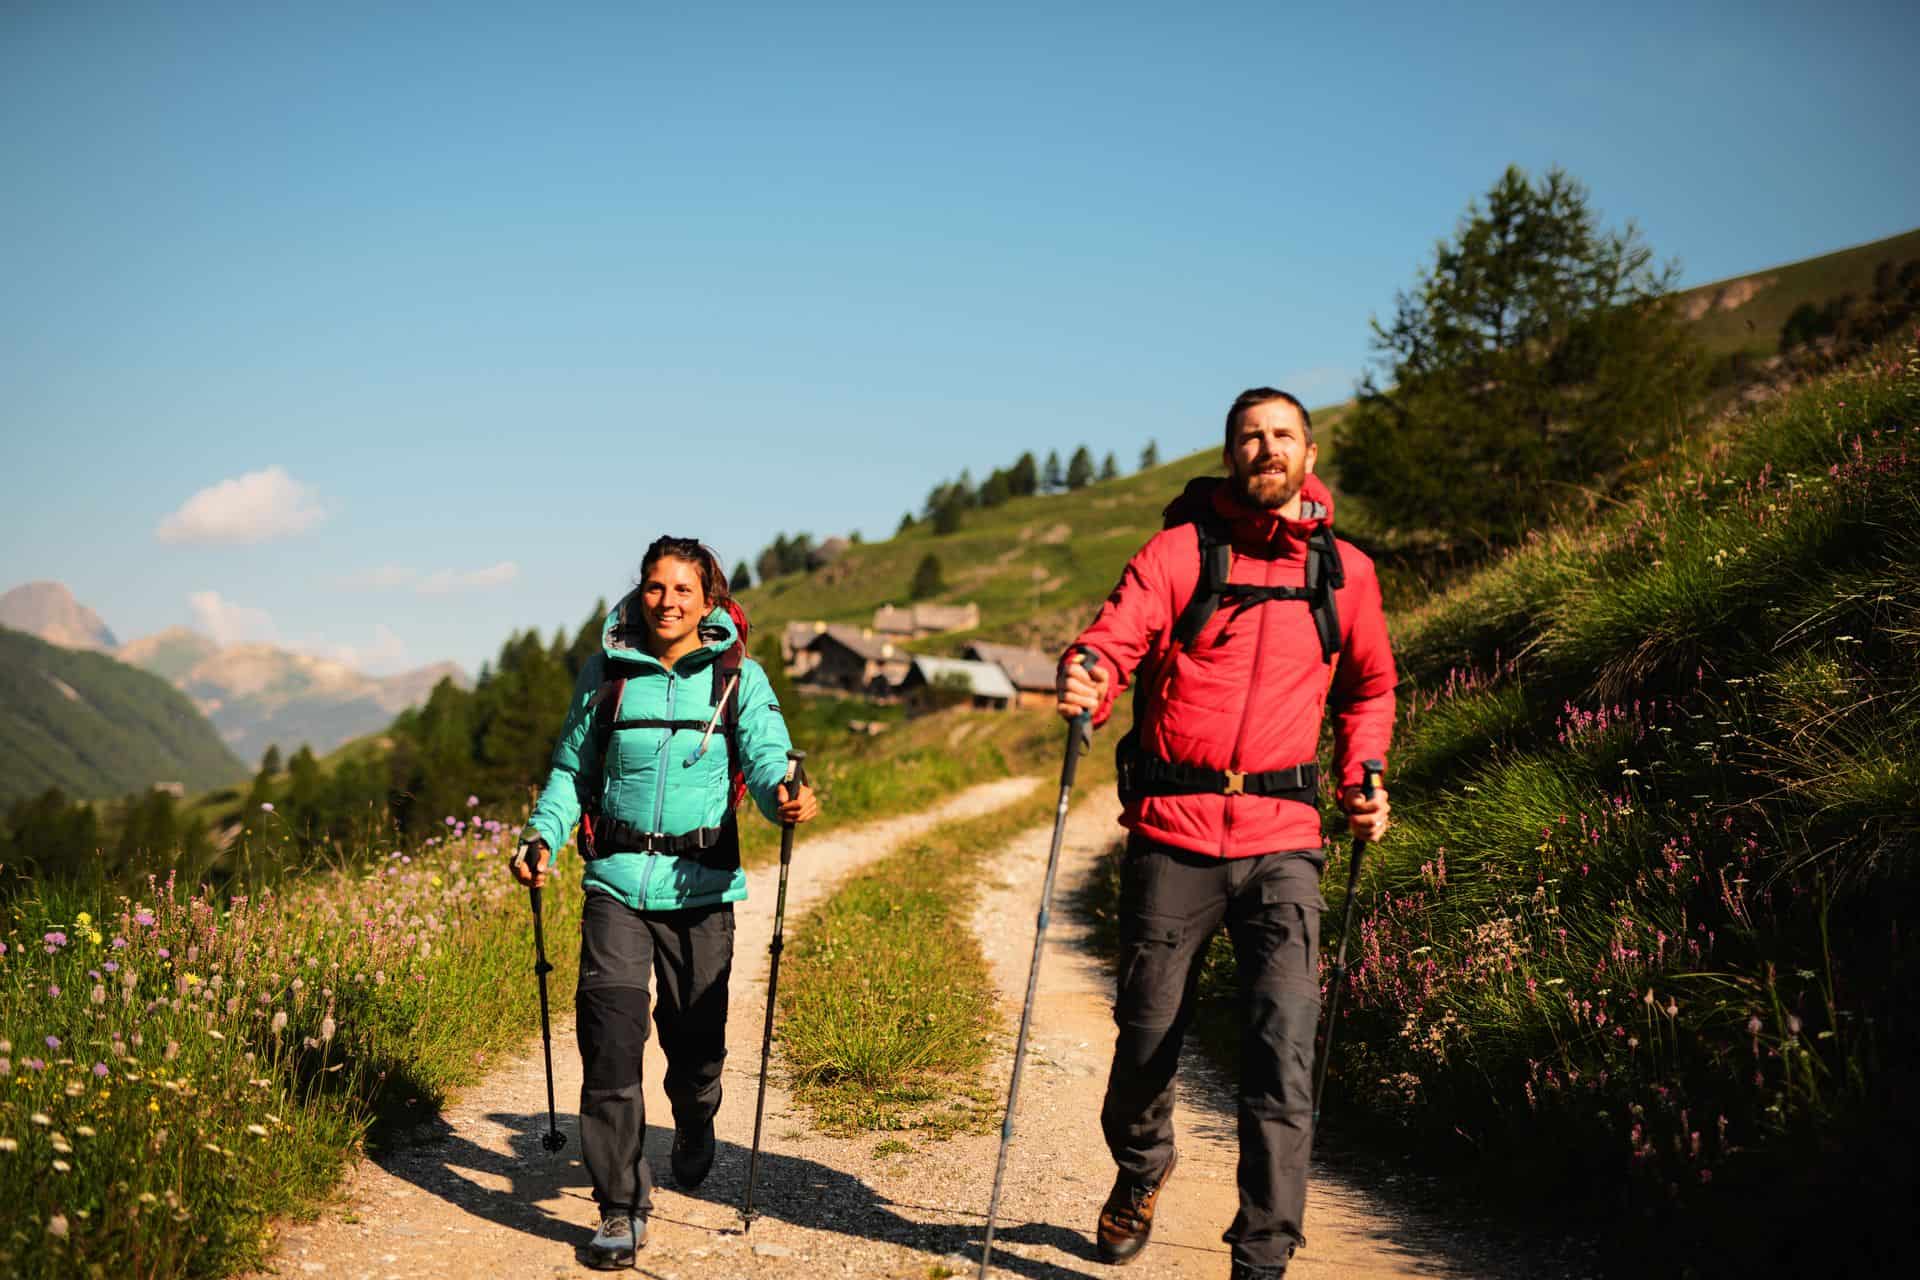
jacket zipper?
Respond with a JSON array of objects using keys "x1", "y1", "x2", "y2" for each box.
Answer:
[
  {"x1": 1222, "y1": 545, "x2": 1276, "y2": 857},
  {"x1": 635, "y1": 669, "x2": 677, "y2": 907}
]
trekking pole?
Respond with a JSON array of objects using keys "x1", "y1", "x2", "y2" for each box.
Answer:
[
  {"x1": 1311, "y1": 758, "x2": 1386, "y2": 1130},
  {"x1": 979, "y1": 653, "x2": 1098, "y2": 1280},
  {"x1": 742, "y1": 749, "x2": 808, "y2": 1231},
  {"x1": 527, "y1": 872, "x2": 567, "y2": 1154}
]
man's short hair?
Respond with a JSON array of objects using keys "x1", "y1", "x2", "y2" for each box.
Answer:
[{"x1": 1224, "y1": 388, "x2": 1313, "y2": 447}]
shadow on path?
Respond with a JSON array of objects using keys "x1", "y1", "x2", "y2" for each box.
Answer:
[{"x1": 375, "y1": 1113, "x2": 1118, "y2": 1279}]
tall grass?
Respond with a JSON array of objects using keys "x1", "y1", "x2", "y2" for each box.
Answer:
[
  {"x1": 1319, "y1": 337, "x2": 1920, "y2": 1273},
  {"x1": 0, "y1": 805, "x2": 580, "y2": 1279}
]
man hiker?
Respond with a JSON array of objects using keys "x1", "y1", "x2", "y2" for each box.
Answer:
[{"x1": 1056, "y1": 388, "x2": 1396, "y2": 1279}]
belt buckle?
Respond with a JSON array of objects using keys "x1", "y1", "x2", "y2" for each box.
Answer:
[{"x1": 1222, "y1": 769, "x2": 1246, "y2": 796}]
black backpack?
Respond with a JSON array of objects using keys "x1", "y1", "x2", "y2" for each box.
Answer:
[
  {"x1": 576, "y1": 598, "x2": 750, "y2": 865},
  {"x1": 1113, "y1": 476, "x2": 1343, "y2": 806}
]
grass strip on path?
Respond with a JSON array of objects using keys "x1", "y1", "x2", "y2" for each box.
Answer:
[
  {"x1": 736, "y1": 706, "x2": 1037, "y2": 870},
  {"x1": 777, "y1": 705, "x2": 1123, "y2": 1137}
]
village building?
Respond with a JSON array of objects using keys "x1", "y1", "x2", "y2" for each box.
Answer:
[
  {"x1": 872, "y1": 601, "x2": 980, "y2": 640},
  {"x1": 783, "y1": 620, "x2": 830, "y2": 677},
  {"x1": 895, "y1": 655, "x2": 1016, "y2": 714},
  {"x1": 961, "y1": 641, "x2": 1059, "y2": 710},
  {"x1": 795, "y1": 625, "x2": 912, "y2": 696}
]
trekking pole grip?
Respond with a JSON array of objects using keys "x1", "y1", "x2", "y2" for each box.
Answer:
[
  {"x1": 1062, "y1": 651, "x2": 1098, "y2": 787},
  {"x1": 778, "y1": 749, "x2": 807, "y2": 866}
]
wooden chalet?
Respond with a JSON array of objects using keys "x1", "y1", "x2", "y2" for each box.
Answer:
[
  {"x1": 896, "y1": 655, "x2": 1017, "y2": 714},
  {"x1": 962, "y1": 641, "x2": 1059, "y2": 710}
]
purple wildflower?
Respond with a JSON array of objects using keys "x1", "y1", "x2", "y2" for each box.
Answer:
[
  {"x1": 91, "y1": 1062, "x2": 108, "y2": 1078},
  {"x1": 134, "y1": 910, "x2": 155, "y2": 927}
]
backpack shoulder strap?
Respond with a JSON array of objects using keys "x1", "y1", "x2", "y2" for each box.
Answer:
[
  {"x1": 1170, "y1": 501, "x2": 1233, "y2": 649},
  {"x1": 1306, "y1": 526, "x2": 1344, "y2": 661},
  {"x1": 711, "y1": 646, "x2": 748, "y2": 807},
  {"x1": 586, "y1": 669, "x2": 628, "y2": 784}
]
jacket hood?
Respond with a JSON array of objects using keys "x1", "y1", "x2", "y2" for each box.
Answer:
[
  {"x1": 1164, "y1": 473, "x2": 1337, "y2": 550},
  {"x1": 602, "y1": 590, "x2": 739, "y2": 667}
]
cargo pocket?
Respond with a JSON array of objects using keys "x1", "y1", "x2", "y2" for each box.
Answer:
[
  {"x1": 1250, "y1": 881, "x2": 1321, "y2": 999},
  {"x1": 1115, "y1": 911, "x2": 1187, "y2": 1031}
]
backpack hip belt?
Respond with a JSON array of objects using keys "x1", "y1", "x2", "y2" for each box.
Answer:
[
  {"x1": 1116, "y1": 734, "x2": 1319, "y2": 806},
  {"x1": 581, "y1": 810, "x2": 741, "y2": 872}
]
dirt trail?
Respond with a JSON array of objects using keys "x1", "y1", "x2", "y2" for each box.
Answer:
[
  {"x1": 256, "y1": 779, "x2": 1560, "y2": 1280},
  {"x1": 966, "y1": 793, "x2": 1534, "y2": 1279}
]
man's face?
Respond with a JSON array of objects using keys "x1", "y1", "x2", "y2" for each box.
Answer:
[{"x1": 1224, "y1": 399, "x2": 1317, "y2": 512}]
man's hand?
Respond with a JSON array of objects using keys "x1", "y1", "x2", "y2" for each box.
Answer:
[
  {"x1": 1338, "y1": 784, "x2": 1390, "y2": 843},
  {"x1": 777, "y1": 782, "x2": 819, "y2": 825},
  {"x1": 510, "y1": 838, "x2": 552, "y2": 888},
  {"x1": 1056, "y1": 656, "x2": 1111, "y2": 722}
]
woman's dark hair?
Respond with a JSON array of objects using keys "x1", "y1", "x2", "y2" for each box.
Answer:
[
  {"x1": 1224, "y1": 387, "x2": 1313, "y2": 446},
  {"x1": 638, "y1": 535, "x2": 730, "y2": 608}
]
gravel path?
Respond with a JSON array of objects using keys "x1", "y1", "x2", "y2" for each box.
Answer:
[{"x1": 254, "y1": 777, "x2": 1574, "y2": 1280}]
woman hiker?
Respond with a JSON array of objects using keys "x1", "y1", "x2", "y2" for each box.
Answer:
[{"x1": 509, "y1": 535, "x2": 819, "y2": 1269}]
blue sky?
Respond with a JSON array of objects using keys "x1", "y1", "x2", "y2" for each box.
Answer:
[{"x1": 3, "y1": 0, "x2": 1915, "y2": 677}]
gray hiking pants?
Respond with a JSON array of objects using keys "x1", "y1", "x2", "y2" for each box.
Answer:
[
  {"x1": 576, "y1": 889, "x2": 734, "y2": 1215},
  {"x1": 1101, "y1": 834, "x2": 1324, "y2": 1268}
]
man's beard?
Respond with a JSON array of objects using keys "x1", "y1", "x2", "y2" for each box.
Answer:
[{"x1": 1236, "y1": 462, "x2": 1302, "y2": 510}]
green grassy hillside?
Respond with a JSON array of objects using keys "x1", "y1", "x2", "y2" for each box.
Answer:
[
  {"x1": 0, "y1": 626, "x2": 247, "y2": 807},
  {"x1": 1676, "y1": 225, "x2": 1920, "y2": 360}
]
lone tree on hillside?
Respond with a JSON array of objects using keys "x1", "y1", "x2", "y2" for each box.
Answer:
[
  {"x1": 1010, "y1": 452, "x2": 1040, "y2": 496},
  {"x1": 1139, "y1": 440, "x2": 1159, "y2": 471},
  {"x1": 1100, "y1": 452, "x2": 1119, "y2": 481},
  {"x1": 910, "y1": 552, "x2": 945, "y2": 599},
  {"x1": 1066, "y1": 446, "x2": 1095, "y2": 490},
  {"x1": 1339, "y1": 165, "x2": 1703, "y2": 545},
  {"x1": 730, "y1": 561, "x2": 751, "y2": 593}
]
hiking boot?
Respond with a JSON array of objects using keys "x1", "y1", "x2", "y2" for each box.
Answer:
[
  {"x1": 1095, "y1": 1150, "x2": 1178, "y2": 1264},
  {"x1": 585, "y1": 1212, "x2": 643, "y2": 1269},
  {"x1": 671, "y1": 1116, "x2": 716, "y2": 1189},
  {"x1": 1229, "y1": 1258, "x2": 1291, "y2": 1280}
]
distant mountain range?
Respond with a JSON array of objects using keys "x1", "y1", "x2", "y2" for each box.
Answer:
[
  {"x1": 0, "y1": 624, "x2": 245, "y2": 809},
  {"x1": 1, "y1": 582, "x2": 470, "y2": 784},
  {"x1": 0, "y1": 580, "x2": 118, "y2": 651},
  {"x1": 118, "y1": 627, "x2": 469, "y2": 767}
]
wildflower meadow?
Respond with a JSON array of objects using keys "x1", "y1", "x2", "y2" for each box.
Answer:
[
  {"x1": 0, "y1": 802, "x2": 580, "y2": 1279},
  {"x1": 1314, "y1": 335, "x2": 1920, "y2": 1272}
]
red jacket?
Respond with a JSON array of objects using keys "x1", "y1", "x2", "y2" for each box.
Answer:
[{"x1": 1070, "y1": 474, "x2": 1396, "y2": 859}]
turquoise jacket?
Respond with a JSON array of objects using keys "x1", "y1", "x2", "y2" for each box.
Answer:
[{"x1": 522, "y1": 595, "x2": 794, "y2": 911}]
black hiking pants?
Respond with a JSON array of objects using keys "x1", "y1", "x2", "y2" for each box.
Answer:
[
  {"x1": 576, "y1": 889, "x2": 734, "y2": 1216},
  {"x1": 1101, "y1": 834, "x2": 1324, "y2": 1268}
]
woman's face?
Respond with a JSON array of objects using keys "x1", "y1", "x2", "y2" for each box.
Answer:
[{"x1": 639, "y1": 556, "x2": 710, "y2": 654}]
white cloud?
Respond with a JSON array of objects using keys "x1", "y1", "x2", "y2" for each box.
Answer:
[
  {"x1": 335, "y1": 565, "x2": 420, "y2": 590},
  {"x1": 187, "y1": 590, "x2": 278, "y2": 648},
  {"x1": 323, "y1": 623, "x2": 409, "y2": 674},
  {"x1": 157, "y1": 466, "x2": 327, "y2": 544},
  {"x1": 417, "y1": 561, "x2": 518, "y2": 594},
  {"x1": 344, "y1": 561, "x2": 521, "y2": 595}
]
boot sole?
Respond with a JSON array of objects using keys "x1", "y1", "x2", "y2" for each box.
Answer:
[
  {"x1": 584, "y1": 1249, "x2": 635, "y2": 1270},
  {"x1": 1094, "y1": 1150, "x2": 1178, "y2": 1265}
]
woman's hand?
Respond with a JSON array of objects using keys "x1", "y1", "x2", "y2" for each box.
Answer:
[
  {"x1": 777, "y1": 782, "x2": 819, "y2": 825},
  {"x1": 510, "y1": 838, "x2": 552, "y2": 888}
]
